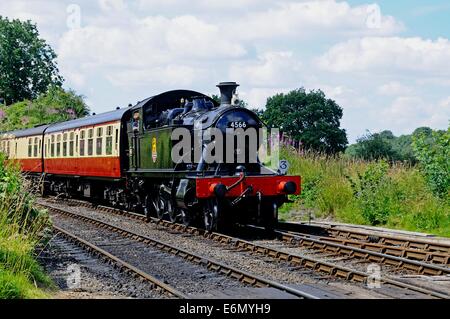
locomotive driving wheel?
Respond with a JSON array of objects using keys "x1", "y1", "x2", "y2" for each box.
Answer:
[
  {"x1": 179, "y1": 209, "x2": 191, "y2": 227},
  {"x1": 167, "y1": 200, "x2": 179, "y2": 223},
  {"x1": 152, "y1": 193, "x2": 166, "y2": 219},
  {"x1": 203, "y1": 199, "x2": 220, "y2": 232}
]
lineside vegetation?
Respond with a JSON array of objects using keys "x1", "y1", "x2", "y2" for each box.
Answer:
[
  {"x1": 280, "y1": 127, "x2": 450, "y2": 237},
  {"x1": 0, "y1": 153, "x2": 52, "y2": 299}
]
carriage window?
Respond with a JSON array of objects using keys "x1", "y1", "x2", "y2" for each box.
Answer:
[
  {"x1": 96, "y1": 136, "x2": 103, "y2": 155},
  {"x1": 106, "y1": 126, "x2": 113, "y2": 155},
  {"x1": 88, "y1": 139, "x2": 93, "y2": 156},
  {"x1": 80, "y1": 130, "x2": 85, "y2": 156},
  {"x1": 80, "y1": 139, "x2": 85, "y2": 156},
  {"x1": 51, "y1": 135, "x2": 55, "y2": 157},
  {"x1": 75, "y1": 134, "x2": 79, "y2": 155},
  {"x1": 63, "y1": 133, "x2": 68, "y2": 157},
  {"x1": 69, "y1": 141, "x2": 74, "y2": 156},
  {"x1": 115, "y1": 129, "x2": 119, "y2": 151},
  {"x1": 57, "y1": 135, "x2": 61, "y2": 157},
  {"x1": 69, "y1": 132, "x2": 74, "y2": 156},
  {"x1": 97, "y1": 127, "x2": 103, "y2": 137},
  {"x1": 34, "y1": 137, "x2": 38, "y2": 157},
  {"x1": 87, "y1": 129, "x2": 93, "y2": 155},
  {"x1": 28, "y1": 138, "x2": 32, "y2": 157}
]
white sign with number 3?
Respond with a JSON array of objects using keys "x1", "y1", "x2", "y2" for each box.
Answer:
[{"x1": 278, "y1": 159, "x2": 289, "y2": 175}]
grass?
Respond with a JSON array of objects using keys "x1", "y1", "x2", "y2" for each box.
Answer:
[
  {"x1": 0, "y1": 154, "x2": 53, "y2": 299},
  {"x1": 279, "y1": 147, "x2": 450, "y2": 237}
]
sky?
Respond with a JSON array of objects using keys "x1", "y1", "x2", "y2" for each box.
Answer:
[{"x1": 1, "y1": 0, "x2": 449, "y2": 142}]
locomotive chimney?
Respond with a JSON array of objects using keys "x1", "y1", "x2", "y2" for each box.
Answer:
[{"x1": 217, "y1": 82, "x2": 239, "y2": 107}]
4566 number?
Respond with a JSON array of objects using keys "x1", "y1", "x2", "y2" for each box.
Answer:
[{"x1": 229, "y1": 121, "x2": 247, "y2": 128}]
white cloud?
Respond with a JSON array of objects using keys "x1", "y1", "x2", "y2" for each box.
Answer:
[
  {"x1": 98, "y1": 0, "x2": 127, "y2": 12},
  {"x1": 57, "y1": 14, "x2": 247, "y2": 90},
  {"x1": 240, "y1": 87, "x2": 292, "y2": 110},
  {"x1": 137, "y1": 0, "x2": 268, "y2": 12},
  {"x1": 58, "y1": 14, "x2": 246, "y2": 65},
  {"x1": 318, "y1": 37, "x2": 450, "y2": 75},
  {"x1": 229, "y1": 1, "x2": 402, "y2": 40},
  {"x1": 378, "y1": 82, "x2": 413, "y2": 96},
  {"x1": 0, "y1": 1, "x2": 64, "y2": 27},
  {"x1": 381, "y1": 96, "x2": 450, "y2": 133},
  {"x1": 163, "y1": 15, "x2": 246, "y2": 58},
  {"x1": 107, "y1": 65, "x2": 207, "y2": 88},
  {"x1": 229, "y1": 52, "x2": 302, "y2": 88}
]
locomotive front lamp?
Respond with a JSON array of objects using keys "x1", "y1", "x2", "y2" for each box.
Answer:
[
  {"x1": 210, "y1": 183, "x2": 227, "y2": 198},
  {"x1": 278, "y1": 181, "x2": 297, "y2": 194}
]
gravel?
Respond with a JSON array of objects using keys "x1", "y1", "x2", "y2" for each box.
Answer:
[
  {"x1": 38, "y1": 198, "x2": 404, "y2": 299},
  {"x1": 51, "y1": 213, "x2": 269, "y2": 298},
  {"x1": 37, "y1": 235, "x2": 164, "y2": 299}
]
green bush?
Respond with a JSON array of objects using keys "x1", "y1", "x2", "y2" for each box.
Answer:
[
  {"x1": 412, "y1": 126, "x2": 449, "y2": 198},
  {"x1": 0, "y1": 153, "x2": 52, "y2": 299},
  {"x1": 346, "y1": 161, "x2": 392, "y2": 225},
  {"x1": 280, "y1": 147, "x2": 450, "y2": 237},
  {"x1": 0, "y1": 86, "x2": 89, "y2": 132}
]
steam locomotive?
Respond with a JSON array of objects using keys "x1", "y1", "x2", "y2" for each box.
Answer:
[{"x1": 0, "y1": 82, "x2": 300, "y2": 231}]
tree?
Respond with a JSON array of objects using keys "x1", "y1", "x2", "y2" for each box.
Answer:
[
  {"x1": 211, "y1": 94, "x2": 220, "y2": 105},
  {"x1": 262, "y1": 88, "x2": 348, "y2": 154},
  {"x1": 211, "y1": 94, "x2": 248, "y2": 108},
  {"x1": 0, "y1": 17, "x2": 63, "y2": 105},
  {"x1": 346, "y1": 127, "x2": 434, "y2": 163},
  {"x1": 0, "y1": 86, "x2": 89, "y2": 131},
  {"x1": 390, "y1": 134, "x2": 416, "y2": 162},
  {"x1": 412, "y1": 125, "x2": 449, "y2": 198},
  {"x1": 349, "y1": 131, "x2": 397, "y2": 161}
]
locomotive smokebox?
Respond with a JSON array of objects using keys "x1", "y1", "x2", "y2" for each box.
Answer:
[{"x1": 217, "y1": 82, "x2": 239, "y2": 106}]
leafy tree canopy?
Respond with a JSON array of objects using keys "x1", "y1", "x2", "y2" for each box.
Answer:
[
  {"x1": 346, "y1": 127, "x2": 437, "y2": 163},
  {"x1": 0, "y1": 16, "x2": 63, "y2": 105},
  {"x1": 412, "y1": 125, "x2": 449, "y2": 198},
  {"x1": 347, "y1": 131, "x2": 397, "y2": 161},
  {"x1": 211, "y1": 94, "x2": 248, "y2": 108},
  {"x1": 262, "y1": 88, "x2": 348, "y2": 154},
  {"x1": 0, "y1": 86, "x2": 90, "y2": 131}
]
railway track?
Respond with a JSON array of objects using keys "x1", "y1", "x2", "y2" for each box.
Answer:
[
  {"x1": 245, "y1": 225, "x2": 450, "y2": 275},
  {"x1": 38, "y1": 198, "x2": 450, "y2": 299},
  {"x1": 279, "y1": 221, "x2": 450, "y2": 255},
  {"x1": 65, "y1": 198, "x2": 449, "y2": 275},
  {"x1": 52, "y1": 225, "x2": 187, "y2": 299},
  {"x1": 45, "y1": 203, "x2": 326, "y2": 299}
]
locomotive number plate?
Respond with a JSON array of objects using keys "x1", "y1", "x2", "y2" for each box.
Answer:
[{"x1": 228, "y1": 121, "x2": 248, "y2": 128}]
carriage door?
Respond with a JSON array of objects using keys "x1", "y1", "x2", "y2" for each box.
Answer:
[{"x1": 130, "y1": 111, "x2": 141, "y2": 170}]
